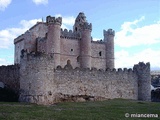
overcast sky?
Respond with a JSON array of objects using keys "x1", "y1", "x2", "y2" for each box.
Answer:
[{"x1": 0, "y1": 0, "x2": 160, "y2": 70}]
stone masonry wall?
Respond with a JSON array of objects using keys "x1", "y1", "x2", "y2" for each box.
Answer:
[
  {"x1": 54, "y1": 66, "x2": 138, "y2": 102},
  {"x1": 19, "y1": 53, "x2": 151, "y2": 104},
  {"x1": 0, "y1": 65, "x2": 20, "y2": 92},
  {"x1": 59, "y1": 37, "x2": 108, "y2": 69},
  {"x1": 133, "y1": 62, "x2": 151, "y2": 101},
  {"x1": 60, "y1": 38, "x2": 80, "y2": 68},
  {"x1": 91, "y1": 42, "x2": 106, "y2": 70},
  {"x1": 19, "y1": 53, "x2": 138, "y2": 104},
  {"x1": 19, "y1": 52, "x2": 55, "y2": 105}
]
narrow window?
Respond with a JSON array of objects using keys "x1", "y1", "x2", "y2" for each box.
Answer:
[
  {"x1": 71, "y1": 49, "x2": 73, "y2": 52},
  {"x1": 99, "y1": 51, "x2": 102, "y2": 56},
  {"x1": 45, "y1": 33, "x2": 48, "y2": 38},
  {"x1": 75, "y1": 27, "x2": 77, "y2": 31},
  {"x1": 77, "y1": 56, "x2": 80, "y2": 63}
]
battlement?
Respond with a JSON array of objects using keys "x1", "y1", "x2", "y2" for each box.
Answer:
[
  {"x1": 46, "y1": 16, "x2": 62, "y2": 25},
  {"x1": 82, "y1": 22, "x2": 92, "y2": 31},
  {"x1": 60, "y1": 29, "x2": 80, "y2": 39},
  {"x1": 20, "y1": 51, "x2": 54, "y2": 60},
  {"x1": 104, "y1": 29, "x2": 115, "y2": 36},
  {"x1": 55, "y1": 65, "x2": 135, "y2": 75},
  {"x1": 20, "y1": 50, "x2": 136, "y2": 76},
  {"x1": 133, "y1": 62, "x2": 150, "y2": 73}
]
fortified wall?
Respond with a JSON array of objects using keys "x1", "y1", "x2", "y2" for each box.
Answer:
[{"x1": 19, "y1": 52, "x2": 151, "y2": 105}]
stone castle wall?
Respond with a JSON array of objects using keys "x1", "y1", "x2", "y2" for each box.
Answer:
[
  {"x1": 54, "y1": 66, "x2": 138, "y2": 102},
  {"x1": 91, "y1": 42, "x2": 106, "y2": 70},
  {"x1": 60, "y1": 37, "x2": 80, "y2": 68},
  {"x1": 0, "y1": 65, "x2": 19, "y2": 92},
  {"x1": 0, "y1": 53, "x2": 151, "y2": 104},
  {"x1": 19, "y1": 52, "x2": 55, "y2": 105},
  {"x1": 133, "y1": 62, "x2": 151, "y2": 101},
  {"x1": 14, "y1": 22, "x2": 48, "y2": 64},
  {"x1": 18, "y1": 53, "x2": 152, "y2": 105}
]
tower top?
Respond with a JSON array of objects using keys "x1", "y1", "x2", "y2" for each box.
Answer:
[
  {"x1": 75, "y1": 12, "x2": 87, "y2": 23},
  {"x1": 46, "y1": 15, "x2": 62, "y2": 25},
  {"x1": 73, "y1": 12, "x2": 92, "y2": 32},
  {"x1": 103, "y1": 29, "x2": 115, "y2": 36}
]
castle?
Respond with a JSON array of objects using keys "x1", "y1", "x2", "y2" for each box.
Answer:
[
  {"x1": 14, "y1": 12, "x2": 114, "y2": 70},
  {"x1": 9, "y1": 12, "x2": 151, "y2": 104}
]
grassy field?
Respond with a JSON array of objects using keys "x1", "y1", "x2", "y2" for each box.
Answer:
[{"x1": 0, "y1": 99, "x2": 159, "y2": 120}]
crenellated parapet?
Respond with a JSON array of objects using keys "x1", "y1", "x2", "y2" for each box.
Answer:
[
  {"x1": 103, "y1": 29, "x2": 115, "y2": 37},
  {"x1": 133, "y1": 62, "x2": 150, "y2": 74},
  {"x1": 82, "y1": 22, "x2": 92, "y2": 31},
  {"x1": 60, "y1": 29, "x2": 81, "y2": 39},
  {"x1": 20, "y1": 50, "x2": 54, "y2": 61},
  {"x1": 55, "y1": 64, "x2": 135, "y2": 75},
  {"x1": 46, "y1": 16, "x2": 62, "y2": 25}
]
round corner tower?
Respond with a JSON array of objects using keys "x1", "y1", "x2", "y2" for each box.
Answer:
[
  {"x1": 46, "y1": 16, "x2": 62, "y2": 68},
  {"x1": 133, "y1": 62, "x2": 151, "y2": 101},
  {"x1": 73, "y1": 12, "x2": 92, "y2": 69},
  {"x1": 104, "y1": 29, "x2": 115, "y2": 69},
  {"x1": 80, "y1": 24, "x2": 92, "y2": 69}
]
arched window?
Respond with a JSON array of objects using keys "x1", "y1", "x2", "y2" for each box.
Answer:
[{"x1": 67, "y1": 60, "x2": 71, "y2": 65}]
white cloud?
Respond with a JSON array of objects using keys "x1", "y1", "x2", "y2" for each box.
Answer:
[
  {"x1": 115, "y1": 17, "x2": 160, "y2": 47},
  {"x1": 55, "y1": 14, "x2": 75, "y2": 30},
  {"x1": 0, "y1": 19, "x2": 41, "y2": 49},
  {"x1": 32, "y1": 0, "x2": 48, "y2": 5},
  {"x1": 115, "y1": 48, "x2": 160, "y2": 70},
  {"x1": 0, "y1": 58, "x2": 11, "y2": 65},
  {"x1": 0, "y1": 0, "x2": 12, "y2": 11},
  {"x1": 0, "y1": 15, "x2": 75, "y2": 65},
  {"x1": 114, "y1": 17, "x2": 160, "y2": 70},
  {"x1": 0, "y1": 14, "x2": 75, "y2": 49}
]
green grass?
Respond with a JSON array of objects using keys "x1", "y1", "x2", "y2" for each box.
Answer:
[{"x1": 0, "y1": 99, "x2": 160, "y2": 120}]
